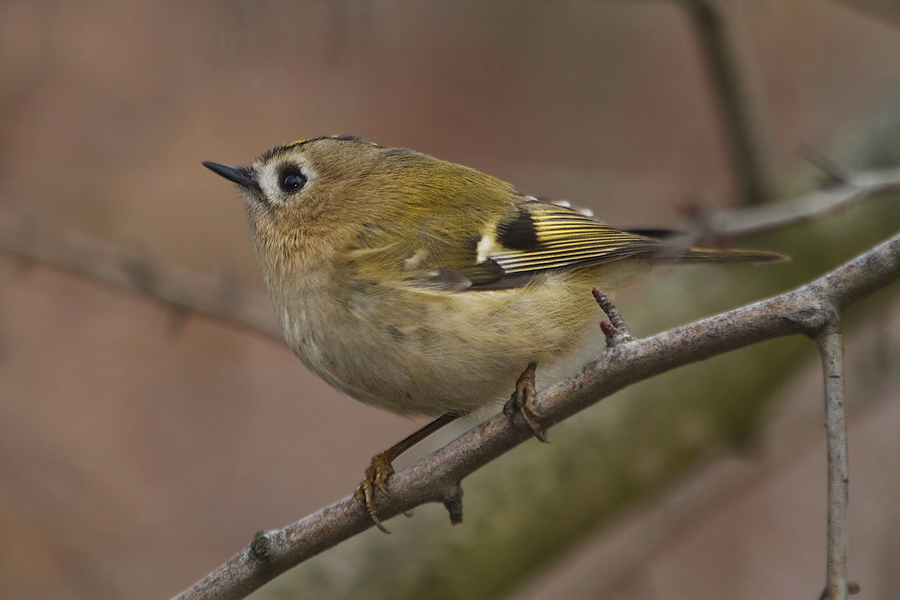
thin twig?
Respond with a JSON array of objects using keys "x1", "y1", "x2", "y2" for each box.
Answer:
[
  {"x1": 683, "y1": 0, "x2": 769, "y2": 205},
  {"x1": 701, "y1": 167, "x2": 900, "y2": 240},
  {"x1": 800, "y1": 145, "x2": 850, "y2": 188},
  {"x1": 173, "y1": 231, "x2": 900, "y2": 600},
  {"x1": 592, "y1": 287, "x2": 632, "y2": 345},
  {"x1": 818, "y1": 321, "x2": 850, "y2": 600}
]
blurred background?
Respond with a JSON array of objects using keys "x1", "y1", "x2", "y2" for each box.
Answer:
[{"x1": 1, "y1": 1, "x2": 900, "y2": 598}]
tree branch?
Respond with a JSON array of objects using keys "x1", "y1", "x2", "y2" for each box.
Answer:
[
  {"x1": 708, "y1": 166, "x2": 900, "y2": 238},
  {"x1": 173, "y1": 230, "x2": 900, "y2": 600},
  {"x1": 818, "y1": 321, "x2": 850, "y2": 600},
  {"x1": 682, "y1": 0, "x2": 769, "y2": 205}
]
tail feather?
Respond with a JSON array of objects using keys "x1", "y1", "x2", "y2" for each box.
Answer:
[{"x1": 679, "y1": 247, "x2": 786, "y2": 264}]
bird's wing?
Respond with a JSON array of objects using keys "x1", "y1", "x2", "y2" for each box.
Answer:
[{"x1": 414, "y1": 201, "x2": 666, "y2": 291}]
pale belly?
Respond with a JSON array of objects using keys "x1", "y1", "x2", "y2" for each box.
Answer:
[{"x1": 274, "y1": 272, "x2": 606, "y2": 416}]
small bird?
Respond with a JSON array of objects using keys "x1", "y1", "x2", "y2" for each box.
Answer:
[{"x1": 203, "y1": 135, "x2": 781, "y2": 531}]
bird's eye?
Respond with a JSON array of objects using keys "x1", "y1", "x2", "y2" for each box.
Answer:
[{"x1": 278, "y1": 168, "x2": 307, "y2": 192}]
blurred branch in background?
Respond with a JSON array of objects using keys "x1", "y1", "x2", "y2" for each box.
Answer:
[
  {"x1": 835, "y1": 0, "x2": 900, "y2": 26},
  {"x1": 0, "y1": 211, "x2": 281, "y2": 341},
  {"x1": 680, "y1": 0, "x2": 770, "y2": 206},
  {"x1": 703, "y1": 165, "x2": 900, "y2": 236}
]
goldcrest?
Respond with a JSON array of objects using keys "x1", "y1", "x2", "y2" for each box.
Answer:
[{"x1": 204, "y1": 136, "x2": 780, "y2": 527}]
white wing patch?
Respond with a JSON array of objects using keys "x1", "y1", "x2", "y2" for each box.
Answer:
[{"x1": 476, "y1": 233, "x2": 495, "y2": 264}]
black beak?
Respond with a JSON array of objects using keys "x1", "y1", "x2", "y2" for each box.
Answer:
[{"x1": 202, "y1": 161, "x2": 260, "y2": 191}]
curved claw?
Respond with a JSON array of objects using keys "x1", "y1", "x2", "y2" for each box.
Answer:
[
  {"x1": 503, "y1": 361, "x2": 549, "y2": 442},
  {"x1": 353, "y1": 451, "x2": 395, "y2": 534},
  {"x1": 350, "y1": 414, "x2": 459, "y2": 534}
]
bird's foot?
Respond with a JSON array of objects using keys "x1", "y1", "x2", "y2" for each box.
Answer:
[
  {"x1": 503, "y1": 361, "x2": 549, "y2": 442},
  {"x1": 354, "y1": 451, "x2": 394, "y2": 534}
]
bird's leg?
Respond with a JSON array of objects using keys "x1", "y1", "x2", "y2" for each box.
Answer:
[
  {"x1": 354, "y1": 412, "x2": 459, "y2": 533},
  {"x1": 503, "y1": 361, "x2": 549, "y2": 442}
]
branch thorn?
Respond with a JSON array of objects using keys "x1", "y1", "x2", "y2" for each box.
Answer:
[{"x1": 593, "y1": 288, "x2": 632, "y2": 345}]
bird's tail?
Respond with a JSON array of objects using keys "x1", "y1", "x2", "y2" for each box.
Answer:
[{"x1": 678, "y1": 247, "x2": 786, "y2": 264}]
